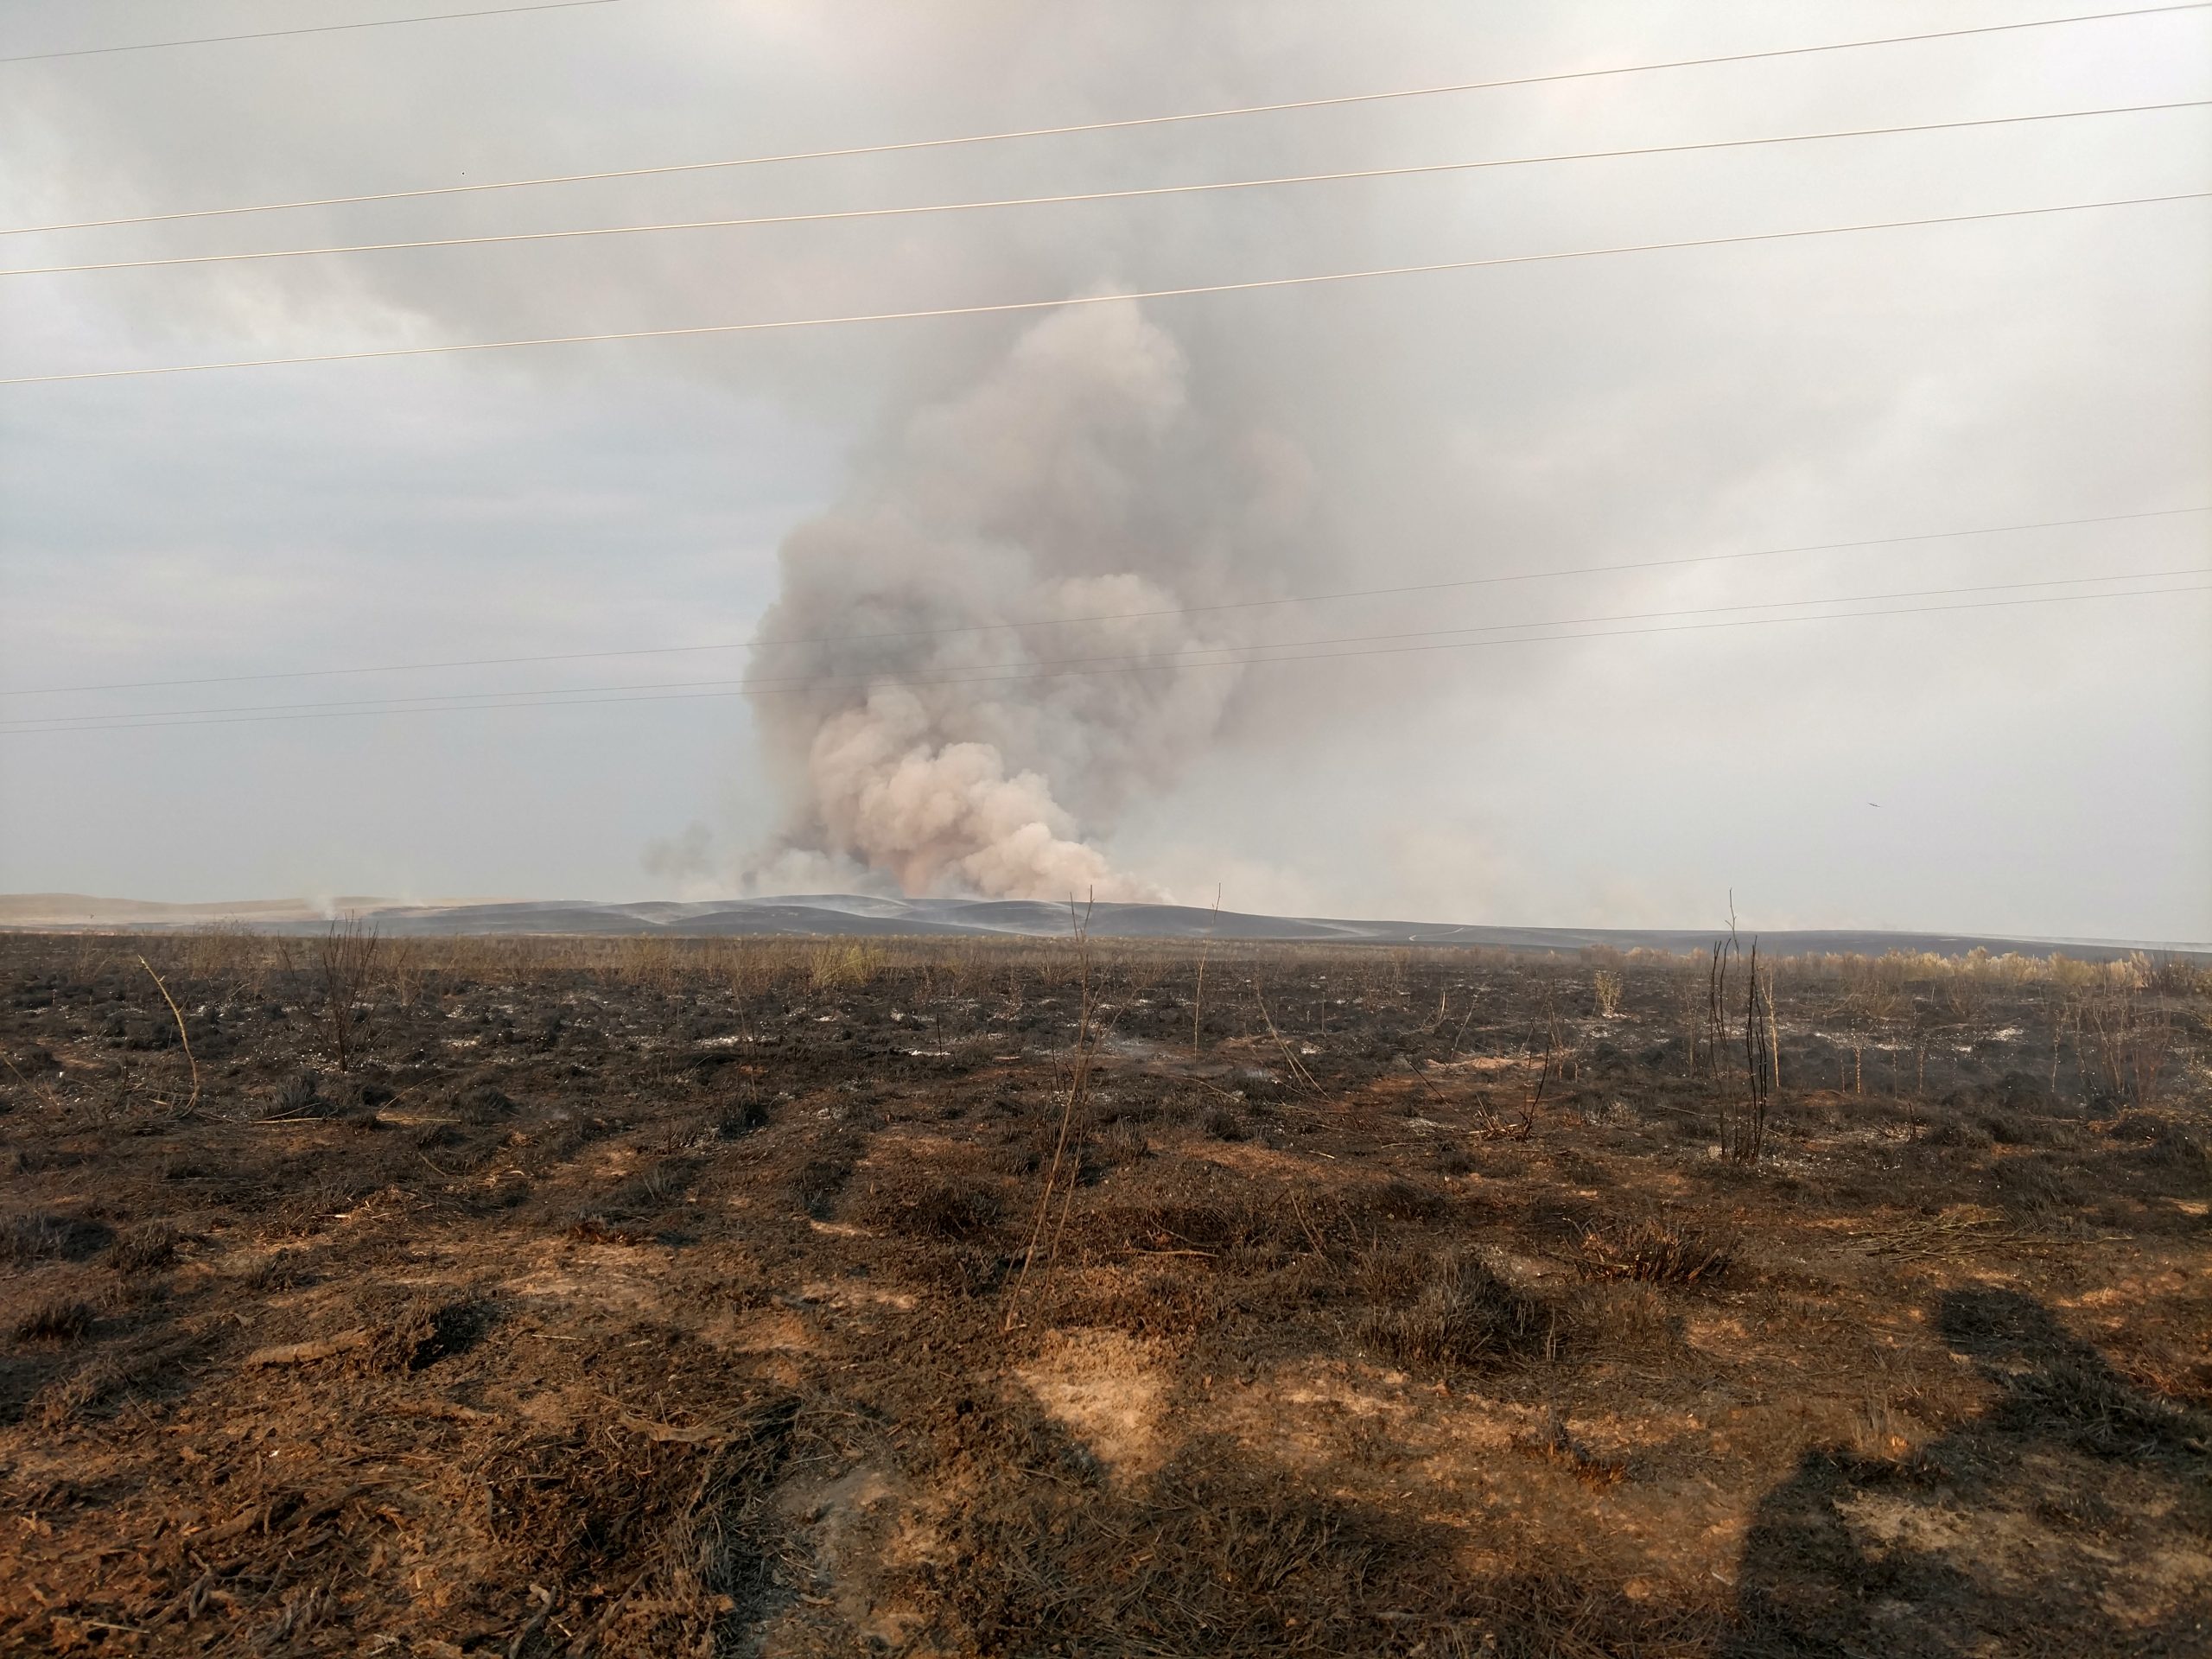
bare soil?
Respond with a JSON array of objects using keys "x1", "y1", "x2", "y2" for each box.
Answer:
[{"x1": 1, "y1": 932, "x2": 2207, "y2": 1656}]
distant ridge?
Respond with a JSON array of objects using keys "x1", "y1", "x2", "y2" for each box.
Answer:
[{"x1": 3, "y1": 893, "x2": 2201, "y2": 961}]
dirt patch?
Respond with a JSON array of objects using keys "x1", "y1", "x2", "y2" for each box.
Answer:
[{"x1": 1014, "y1": 1326, "x2": 1171, "y2": 1474}]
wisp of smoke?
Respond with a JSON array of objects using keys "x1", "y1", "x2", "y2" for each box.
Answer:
[{"x1": 744, "y1": 300, "x2": 1314, "y2": 901}]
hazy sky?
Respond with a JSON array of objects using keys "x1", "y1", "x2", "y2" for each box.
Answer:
[{"x1": 2, "y1": 0, "x2": 2206, "y2": 939}]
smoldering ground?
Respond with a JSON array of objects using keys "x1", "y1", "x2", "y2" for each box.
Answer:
[{"x1": 3, "y1": 931, "x2": 2208, "y2": 1652}]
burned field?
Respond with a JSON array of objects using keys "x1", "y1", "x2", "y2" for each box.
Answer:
[{"x1": 1, "y1": 929, "x2": 2208, "y2": 1656}]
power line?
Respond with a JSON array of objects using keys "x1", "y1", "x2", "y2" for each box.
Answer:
[
  {"x1": 11, "y1": 100, "x2": 2200, "y2": 281},
  {"x1": 7, "y1": 584, "x2": 2202, "y2": 736},
  {"x1": 7, "y1": 189, "x2": 2205, "y2": 387},
  {"x1": 5, "y1": 505, "x2": 2202, "y2": 700},
  {"x1": 10, "y1": 569, "x2": 2202, "y2": 733},
  {"x1": 7, "y1": 3, "x2": 2202, "y2": 234},
  {"x1": 0, "y1": 1, "x2": 620, "y2": 65}
]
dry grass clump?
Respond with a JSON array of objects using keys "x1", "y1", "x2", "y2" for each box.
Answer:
[
  {"x1": 846, "y1": 1171, "x2": 1004, "y2": 1240},
  {"x1": 1988, "y1": 1154, "x2": 2092, "y2": 1218},
  {"x1": 356, "y1": 1296, "x2": 491, "y2": 1375},
  {"x1": 106, "y1": 1220, "x2": 180, "y2": 1274},
  {"x1": 790, "y1": 1145, "x2": 861, "y2": 1219},
  {"x1": 1351, "y1": 1243, "x2": 1431, "y2": 1303},
  {"x1": 246, "y1": 1247, "x2": 318, "y2": 1292},
  {"x1": 1198, "y1": 1102, "x2": 1249, "y2": 1141},
  {"x1": 809, "y1": 939, "x2": 888, "y2": 989},
  {"x1": 616, "y1": 934, "x2": 684, "y2": 990},
  {"x1": 1357, "y1": 1252, "x2": 1550, "y2": 1370},
  {"x1": 1575, "y1": 1217, "x2": 1734, "y2": 1287},
  {"x1": 270, "y1": 1068, "x2": 323, "y2": 1117},
  {"x1": 181, "y1": 920, "x2": 264, "y2": 989},
  {"x1": 1056, "y1": 1262, "x2": 1227, "y2": 1337},
  {"x1": 1092, "y1": 1117, "x2": 1150, "y2": 1165},
  {"x1": 6, "y1": 1211, "x2": 112, "y2": 1267},
  {"x1": 1997, "y1": 1355, "x2": 2212, "y2": 1459},
  {"x1": 1095, "y1": 1191, "x2": 1304, "y2": 1258},
  {"x1": 13, "y1": 1296, "x2": 96, "y2": 1343},
  {"x1": 33, "y1": 1330, "x2": 207, "y2": 1427},
  {"x1": 567, "y1": 1215, "x2": 658, "y2": 1246},
  {"x1": 453, "y1": 1082, "x2": 516, "y2": 1124},
  {"x1": 934, "y1": 1442, "x2": 1447, "y2": 1657},
  {"x1": 464, "y1": 1395, "x2": 795, "y2": 1651}
]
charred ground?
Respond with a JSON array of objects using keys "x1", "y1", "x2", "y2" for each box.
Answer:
[{"x1": 1, "y1": 930, "x2": 2208, "y2": 1656}]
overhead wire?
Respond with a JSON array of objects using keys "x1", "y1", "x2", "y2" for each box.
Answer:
[
  {"x1": 4, "y1": 505, "x2": 2202, "y2": 699},
  {"x1": 7, "y1": 190, "x2": 2207, "y2": 386},
  {"x1": 6, "y1": 585, "x2": 2203, "y2": 736},
  {"x1": 2, "y1": 16, "x2": 2197, "y2": 734},
  {"x1": 7, "y1": 100, "x2": 2202, "y2": 280},
  {"x1": 0, "y1": 1, "x2": 620, "y2": 65},
  {"x1": 9, "y1": 569, "x2": 2204, "y2": 734},
  {"x1": 6, "y1": 3, "x2": 2202, "y2": 234}
]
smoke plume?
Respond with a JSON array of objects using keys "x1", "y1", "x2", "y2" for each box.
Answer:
[{"x1": 744, "y1": 300, "x2": 1313, "y2": 901}]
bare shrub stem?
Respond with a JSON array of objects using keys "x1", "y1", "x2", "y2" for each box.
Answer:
[{"x1": 137, "y1": 955, "x2": 200, "y2": 1112}]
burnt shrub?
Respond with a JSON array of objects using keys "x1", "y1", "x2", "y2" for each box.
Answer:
[
  {"x1": 1092, "y1": 1118, "x2": 1150, "y2": 1166},
  {"x1": 716, "y1": 1097, "x2": 771, "y2": 1138},
  {"x1": 1988, "y1": 1153, "x2": 2091, "y2": 1217},
  {"x1": 848, "y1": 1172, "x2": 1004, "y2": 1241},
  {"x1": 355, "y1": 1295, "x2": 495, "y2": 1374},
  {"x1": 1197, "y1": 1104, "x2": 1249, "y2": 1141},
  {"x1": 274, "y1": 1070, "x2": 323, "y2": 1116},
  {"x1": 1575, "y1": 1216, "x2": 1734, "y2": 1287},
  {"x1": 457, "y1": 1083, "x2": 516, "y2": 1124},
  {"x1": 791, "y1": 1146, "x2": 860, "y2": 1219},
  {"x1": 1357, "y1": 1252, "x2": 1550, "y2": 1370},
  {"x1": 600, "y1": 1158, "x2": 696, "y2": 1221}
]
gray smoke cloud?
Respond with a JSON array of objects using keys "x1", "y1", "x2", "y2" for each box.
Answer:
[{"x1": 744, "y1": 301, "x2": 1313, "y2": 900}]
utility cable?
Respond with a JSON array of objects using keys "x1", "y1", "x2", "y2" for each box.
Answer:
[
  {"x1": 9, "y1": 567, "x2": 2202, "y2": 733},
  {"x1": 9, "y1": 100, "x2": 2201, "y2": 280},
  {"x1": 6, "y1": 3, "x2": 2201, "y2": 233},
  {"x1": 6, "y1": 584, "x2": 2202, "y2": 735},
  {"x1": 0, "y1": 1, "x2": 620, "y2": 65},
  {"x1": 3, "y1": 505, "x2": 2202, "y2": 700},
  {"x1": 6, "y1": 189, "x2": 2205, "y2": 386}
]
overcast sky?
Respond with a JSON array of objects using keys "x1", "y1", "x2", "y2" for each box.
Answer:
[{"x1": 1, "y1": 0, "x2": 2206, "y2": 940}]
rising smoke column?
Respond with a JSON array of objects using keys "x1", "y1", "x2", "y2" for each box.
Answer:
[{"x1": 744, "y1": 300, "x2": 1313, "y2": 900}]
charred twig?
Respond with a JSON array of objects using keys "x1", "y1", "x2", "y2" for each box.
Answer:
[
  {"x1": 1288, "y1": 1190, "x2": 1332, "y2": 1261},
  {"x1": 1041, "y1": 1003, "x2": 1120, "y2": 1306},
  {"x1": 1726, "y1": 937, "x2": 1777, "y2": 1164},
  {"x1": 506, "y1": 1586, "x2": 556, "y2": 1659},
  {"x1": 1005, "y1": 894, "x2": 1098, "y2": 1331},
  {"x1": 245, "y1": 1331, "x2": 372, "y2": 1367},
  {"x1": 1448, "y1": 995, "x2": 1480, "y2": 1057},
  {"x1": 563, "y1": 1566, "x2": 653, "y2": 1658},
  {"x1": 1401, "y1": 1056, "x2": 1526, "y2": 1141},
  {"x1": 1253, "y1": 978, "x2": 1324, "y2": 1096},
  {"x1": 137, "y1": 955, "x2": 200, "y2": 1112},
  {"x1": 1192, "y1": 883, "x2": 1220, "y2": 1058}
]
